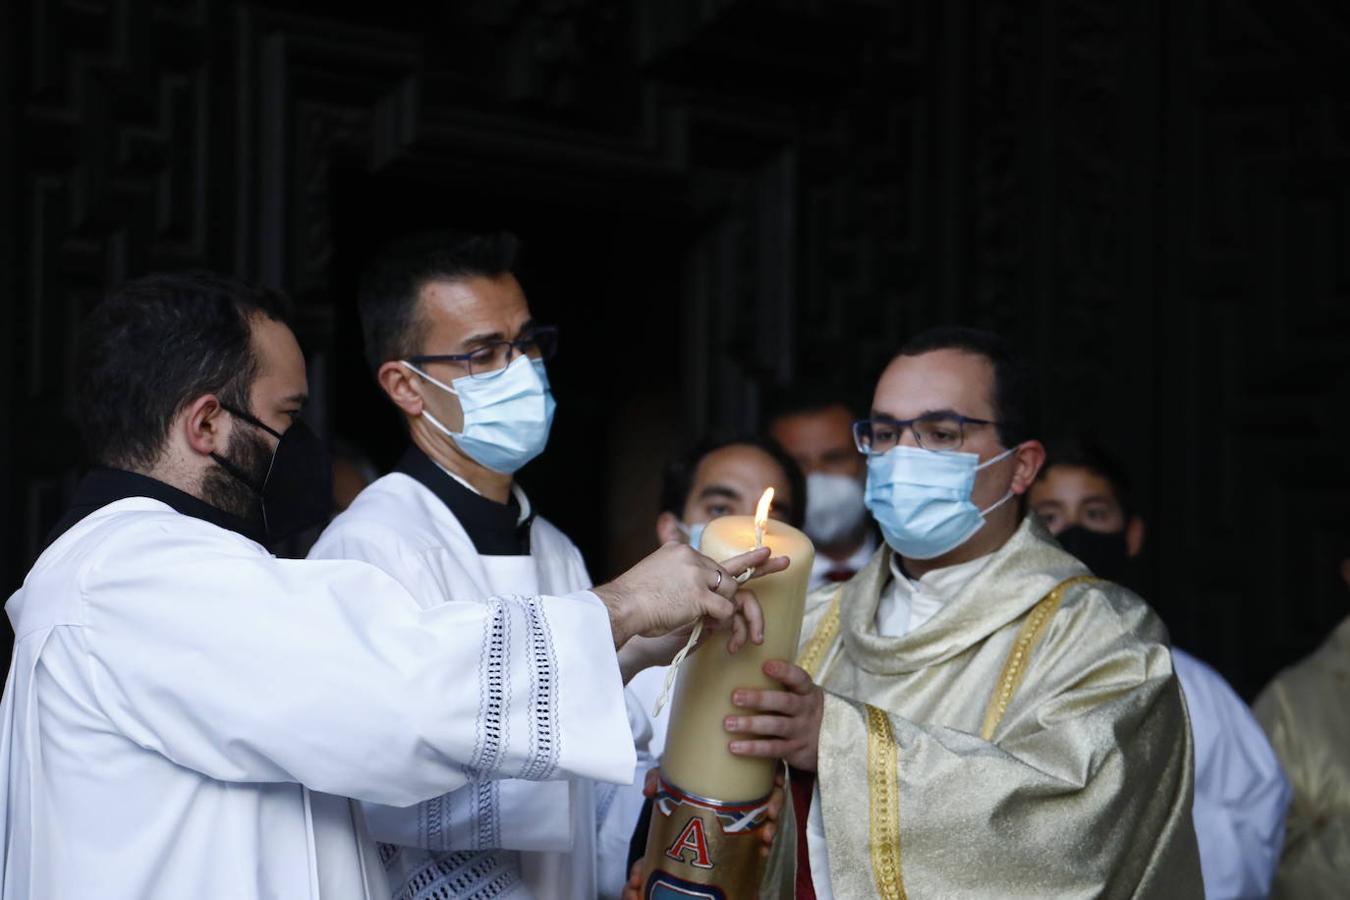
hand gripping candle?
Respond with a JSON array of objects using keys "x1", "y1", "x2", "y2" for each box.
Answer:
[{"x1": 643, "y1": 489, "x2": 814, "y2": 899}]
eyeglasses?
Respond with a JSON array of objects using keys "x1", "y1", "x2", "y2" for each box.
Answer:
[
  {"x1": 408, "y1": 326, "x2": 558, "y2": 379},
  {"x1": 852, "y1": 412, "x2": 1001, "y2": 455}
]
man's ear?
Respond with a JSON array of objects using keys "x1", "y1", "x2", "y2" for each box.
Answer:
[
  {"x1": 182, "y1": 395, "x2": 228, "y2": 457},
  {"x1": 1126, "y1": 515, "x2": 1147, "y2": 557},
  {"x1": 655, "y1": 511, "x2": 685, "y2": 546},
  {"x1": 1009, "y1": 440, "x2": 1047, "y2": 495},
  {"x1": 377, "y1": 361, "x2": 425, "y2": 418}
]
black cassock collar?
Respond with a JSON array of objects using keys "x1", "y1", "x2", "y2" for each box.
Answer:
[
  {"x1": 44, "y1": 468, "x2": 267, "y2": 550},
  {"x1": 394, "y1": 445, "x2": 534, "y2": 557}
]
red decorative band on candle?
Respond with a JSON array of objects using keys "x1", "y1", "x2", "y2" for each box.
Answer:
[
  {"x1": 644, "y1": 773, "x2": 771, "y2": 897},
  {"x1": 653, "y1": 777, "x2": 772, "y2": 834}
]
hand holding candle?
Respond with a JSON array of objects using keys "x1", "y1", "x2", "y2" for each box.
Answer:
[
  {"x1": 591, "y1": 541, "x2": 784, "y2": 649},
  {"x1": 725, "y1": 658, "x2": 825, "y2": 772},
  {"x1": 651, "y1": 487, "x2": 781, "y2": 716}
]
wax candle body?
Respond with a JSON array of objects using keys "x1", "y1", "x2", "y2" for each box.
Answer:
[{"x1": 660, "y1": 516, "x2": 814, "y2": 802}]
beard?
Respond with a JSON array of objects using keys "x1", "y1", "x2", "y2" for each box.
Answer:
[{"x1": 201, "y1": 423, "x2": 273, "y2": 521}]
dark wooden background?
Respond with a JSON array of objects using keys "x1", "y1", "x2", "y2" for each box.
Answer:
[{"x1": 3, "y1": 0, "x2": 1348, "y2": 698}]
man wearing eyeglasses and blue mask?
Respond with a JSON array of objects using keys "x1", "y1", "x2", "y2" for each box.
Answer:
[
  {"x1": 307, "y1": 232, "x2": 779, "y2": 900},
  {"x1": 729, "y1": 327, "x2": 1203, "y2": 898}
]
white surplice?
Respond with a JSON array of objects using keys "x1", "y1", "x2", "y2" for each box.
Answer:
[
  {"x1": 309, "y1": 470, "x2": 642, "y2": 900},
  {"x1": 1172, "y1": 647, "x2": 1291, "y2": 900},
  {"x1": 0, "y1": 495, "x2": 634, "y2": 899}
]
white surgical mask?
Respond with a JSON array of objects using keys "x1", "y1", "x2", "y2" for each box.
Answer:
[
  {"x1": 402, "y1": 355, "x2": 556, "y2": 475},
  {"x1": 802, "y1": 472, "x2": 868, "y2": 546}
]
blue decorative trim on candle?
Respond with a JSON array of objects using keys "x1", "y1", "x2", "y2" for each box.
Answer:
[{"x1": 646, "y1": 871, "x2": 727, "y2": 900}]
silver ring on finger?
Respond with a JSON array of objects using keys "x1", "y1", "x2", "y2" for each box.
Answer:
[{"x1": 712, "y1": 570, "x2": 723, "y2": 592}]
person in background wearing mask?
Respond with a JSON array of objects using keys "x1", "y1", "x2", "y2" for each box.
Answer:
[
  {"x1": 307, "y1": 233, "x2": 780, "y2": 900},
  {"x1": 1253, "y1": 555, "x2": 1350, "y2": 899},
  {"x1": 0, "y1": 272, "x2": 770, "y2": 900},
  {"x1": 725, "y1": 327, "x2": 1202, "y2": 897},
  {"x1": 1029, "y1": 434, "x2": 1291, "y2": 900},
  {"x1": 767, "y1": 387, "x2": 876, "y2": 588}
]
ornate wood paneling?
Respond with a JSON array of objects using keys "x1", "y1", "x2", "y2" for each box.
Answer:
[
  {"x1": 4, "y1": 0, "x2": 1347, "y2": 692},
  {"x1": 8, "y1": 0, "x2": 220, "y2": 579}
]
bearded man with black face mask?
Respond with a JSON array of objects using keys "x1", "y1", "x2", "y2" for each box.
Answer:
[
  {"x1": 727, "y1": 327, "x2": 1203, "y2": 898},
  {"x1": 1029, "y1": 434, "x2": 1291, "y2": 900},
  {"x1": 0, "y1": 271, "x2": 777, "y2": 900}
]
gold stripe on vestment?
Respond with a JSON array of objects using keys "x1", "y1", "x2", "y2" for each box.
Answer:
[
  {"x1": 979, "y1": 575, "x2": 1100, "y2": 740},
  {"x1": 796, "y1": 590, "x2": 843, "y2": 679},
  {"x1": 866, "y1": 703, "x2": 907, "y2": 900}
]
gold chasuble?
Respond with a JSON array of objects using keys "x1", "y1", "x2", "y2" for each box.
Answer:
[
  {"x1": 1253, "y1": 615, "x2": 1350, "y2": 899},
  {"x1": 789, "y1": 517, "x2": 1202, "y2": 899}
]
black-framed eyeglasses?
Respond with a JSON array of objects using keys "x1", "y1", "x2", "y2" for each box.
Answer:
[
  {"x1": 852, "y1": 412, "x2": 1001, "y2": 455},
  {"x1": 408, "y1": 326, "x2": 558, "y2": 379}
]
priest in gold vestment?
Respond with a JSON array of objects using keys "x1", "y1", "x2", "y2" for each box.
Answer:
[
  {"x1": 726, "y1": 328, "x2": 1203, "y2": 898},
  {"x1": 1253, "y1": 610, "x2": 1350, "y2": 899}
]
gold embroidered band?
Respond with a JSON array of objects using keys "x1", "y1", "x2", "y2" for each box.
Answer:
[
  {"x1": 866, "y1": 703, "x2": 907, "y2": 900},
  {"x1": 795, "y1": 591, "x2": 843, "y2": 679},
  {"x1": 979, "y1": 575, "x2": 1100, "y2": 740}
]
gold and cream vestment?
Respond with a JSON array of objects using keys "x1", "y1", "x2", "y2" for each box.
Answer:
[
  {"x1": 1254, "y1": 615, "x2": 1350, "y2": 900},
  {"x1": 779, "y1": 516, "x2": 1204, "y2": 899}
]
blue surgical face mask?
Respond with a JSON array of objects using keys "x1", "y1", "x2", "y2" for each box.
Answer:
[
  {"x1": 864, "y1": 445, "x2": 1017, "y2": 560},
  {"x1": 675, "y1": 520, "x2": 707, "y2": 551},
  {"x1": 401, "y1": 355, "x2": 557, "y2": 475}
]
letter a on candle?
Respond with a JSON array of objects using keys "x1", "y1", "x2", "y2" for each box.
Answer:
[{"x1": 664, "y1": 816, "x2": 714, "y2": 869}]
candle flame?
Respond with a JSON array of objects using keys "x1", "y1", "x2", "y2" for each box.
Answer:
[{"x1": 754, "y1": 487, "x2": 774, "y2": 546}]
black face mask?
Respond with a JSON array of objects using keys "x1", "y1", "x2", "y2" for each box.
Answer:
[
  {"x1": 211, "y1": 404, "x2": 332, "y2": 541},
  {"x1": 1055, "y1": 526, "x2": 1134, "y2": 585}
]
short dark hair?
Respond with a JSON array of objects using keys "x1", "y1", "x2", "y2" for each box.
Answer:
[
  {"x1": 764, "y1": 382, "x2": 861, "y2": 426},
  {"x1": 357, "y1": 230, "x2": 520, "y2": 374},
  {"x1": 658, "y1": 434, "x2": 807, "y2": 529},
  {"x1": 1039, "y1": 432, "x2": 1136, "y2": 517},
  {"x1": 894, "y1": 326, "x2": 1038, "y2": 446},
  {"x1": 76, "y1": 271, "x2": 292, "y2": 470}
]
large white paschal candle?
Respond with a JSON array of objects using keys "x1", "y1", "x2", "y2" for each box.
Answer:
[
  {"x1": 643, "y1": 489, "x2": 814, "y2": 897},
  {"x1": 662, "y1": 490, "x2": 815, "y2": 799}
]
